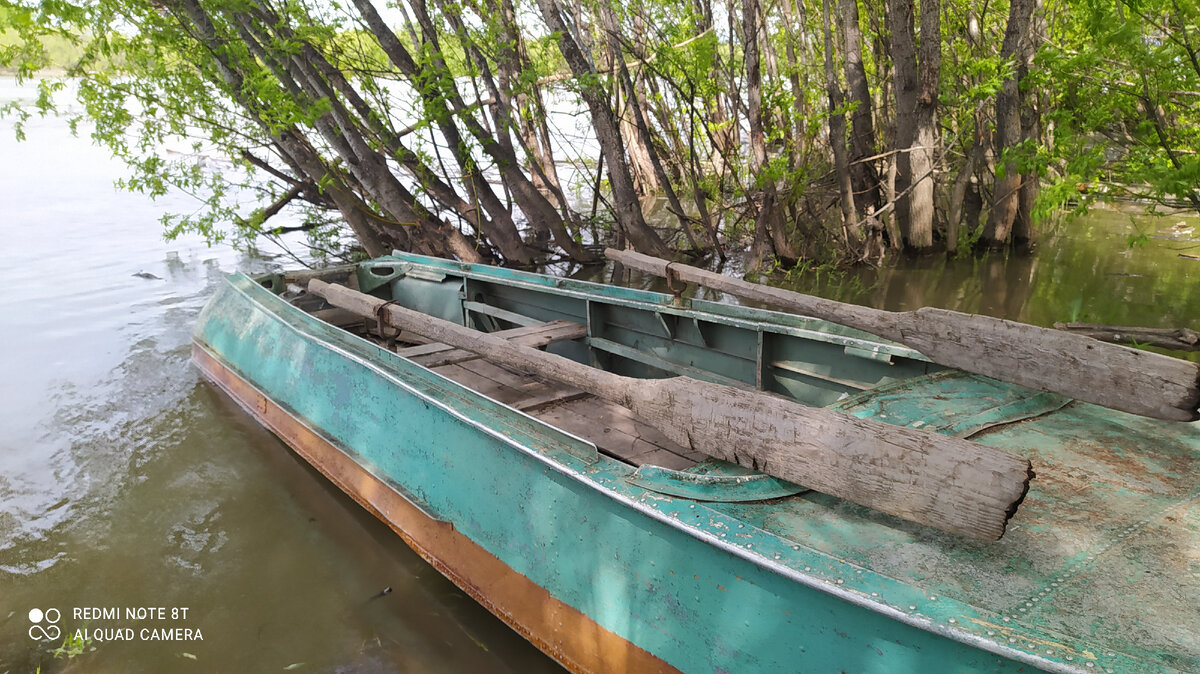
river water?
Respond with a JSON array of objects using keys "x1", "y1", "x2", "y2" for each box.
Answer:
[
  {"x1": 0, "y1": 79, "x2": 560, "y2": 672},
  {"x1": 1, "y1": 76, "x2": 1198, "y2": 673}
]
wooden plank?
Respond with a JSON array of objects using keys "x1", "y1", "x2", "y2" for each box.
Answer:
[
  {"x1": 464, "y1": 300, "x2": 545, "y2": 327},
  {"x1": 312, "y1": 279, "x2": 1035, "y2": 540},
  {"x1": 405, "y1": 320, "x2": 586, "y2": 368},
  {"x1": 626, "y1": 449, "x2": 696, "y2": 472},
  {"x1": 552, "y1": 396, "x2": 693, "y2": 457},
  {"x1": 397, "y1": 320, "x2": 584, "y2": 357},
  {"x1": 458, "y1": 359, "x2": 540, "y2": 390},
  {"x1": 532, "y1": 398, "x2": 695, "y2": 469},
  {"x1": 606, "y1": 248, "x2": 1200, "y2": 422},
  {"x1": 433, "y1": 363, "x2": 517, "y2": 402},
  {"x1": 311, "y1": 307, "x2": 367, "y2": 328},
  {"x1": 511, "y1": 387, "x2": 589, "y2": 412},
  {"x1": 436, "y1": 360, "x2": 584, "y2": 413},
  {"x1": 770, "y1": 359, "x2": 869, "y2": 392}
]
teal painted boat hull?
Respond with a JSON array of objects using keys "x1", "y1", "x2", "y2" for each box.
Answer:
[{"x1": 195, "y1": 254, "x2": 1199, "y2": 673}]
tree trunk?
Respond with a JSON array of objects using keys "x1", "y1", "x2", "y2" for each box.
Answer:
[
  {"x1": 948, "y1": 125, "x2": 986, "y2": 253},
  {"x1": 425, "y1": 0, "x2": 598, "y2": 262},
  {"x1": 743, "y1": 0, "x2": 796, "y2": 270},
  {"x1": 535, "y1": 0, "x2": 671, "y2": 256},
  {"x1": 489, "y1": 0, "x2": 573, "y2": 225},
  {"x1": 1013, "y1": 2, "x2": 1045, "y2": 249},
  {"x1": 234, "y1": 7, "x2": 483, "y2": 262},
  {"x1": 909, "y1": 0, "x2": 941, "y2": 251},
  {"x1": 615, "y1": 65, "x2": 698, "y2": 251},
  {"x1": 823, "y1": 0, "x2": 861, "y2": 249},
  {"x1": 170, "y1": 0, "x2": 404, "y2": 258},
  {"x1": 981, "y1": 0, "x2": 1036, "y2": 248},
  {"x1": 839, "y1": 0, "x2": 881, "y2": 216},
  {"x1": 888, "y1": 0, "x2": 938, "y2": 251},
  {"x1": 777, "y1": 0, "x2": 811, "y2": 167},
  {"x1": 349, "y1": 0, "x2": 530, "y2": 263},
  {"x1": 606, "y1": 28, "x2": 661, "y2": 198},
  {"x1": 888, "y1": 0, "x2": 919, "y2": 245}
]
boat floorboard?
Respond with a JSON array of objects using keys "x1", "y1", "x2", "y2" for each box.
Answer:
[{"x1": 432, "y1": 359, "x2": 700, "y2": 470}]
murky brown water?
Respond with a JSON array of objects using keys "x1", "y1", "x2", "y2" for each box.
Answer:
[
  {"x1": 0, "y1": 79, "x2": 561, "y2": 673},
  {"x1": 3, "y1": 75, "x2": 1197, "y2": 673}
]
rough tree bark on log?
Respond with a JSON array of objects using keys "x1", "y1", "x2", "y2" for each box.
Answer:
[
  {"x1": 313, "y1": 278, "x2": 1034, "y2": 541},
  {"x1": 1053, "y1": 324, "x2": 1200, "y2": 351},
  {"x1": 608, "y1": 249, "x2": 1200, "y2": 422}
]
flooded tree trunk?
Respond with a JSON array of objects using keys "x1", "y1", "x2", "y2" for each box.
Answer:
[
  {"x1": 778, "y1": 0, "x2": 811, "y2": 168},
  {"x1": 982, "y1": 0, "x2": 1035, "y2": 249},
  {"x1": 429, "y1": 0, "x2": 597, "y2": 262},
  {"x1": 822, "y1": 0, "x2": 860, "y2": 250},
  {"x1": 194, "y1": 0, "x2": 478, "y2": 260},
  {"x1": 413, "y1": 0, "x2": 593, "y2": 261},
  {"x1": 888, "y1": 0, "x2": 939, "y2": 252},
  {"x1": 535, "y1": 0, "x2": 670, "y2": 256},
  {"x1": 1013, "y1": 4, "x2": 1045, "y2": 249},
  {"x1": 744, "y1": 0, "x2": 796, "y2": 270},
  {"x1": 909, "y1": 0, "x2": 940, "y2": 251},
  {"x1": 350, "y1": 0, "x2": 529, "y2": 264},
  {"x1": 948, "y1": 126, "x2": 986, "y2": 253},
  {"x1": 839, "y1": 0, "x2": 881, "y2": 217},
  {"x1": 615, "y1": 65, "x2": 697, "y2": 250},
  {"x1": 888, "y1": 0, "x2": 919, "y2": 246}
]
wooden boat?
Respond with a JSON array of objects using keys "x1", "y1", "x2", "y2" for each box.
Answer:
[{"x1": 193, "y1": 251, "x2": 1199, "y2": 673}]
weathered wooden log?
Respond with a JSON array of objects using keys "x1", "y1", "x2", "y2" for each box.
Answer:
[
  {"x1": 1053, "y1": 323, "x2": 1200, "y2": 352},
  {"x1": 606, "y1": 249, "x2": 1200, "y2": 422},
  {"x1": 310, "y1": 279, "x2": 1033, "y2": 541}
]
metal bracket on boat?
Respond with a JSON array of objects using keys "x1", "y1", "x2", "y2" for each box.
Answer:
[
  {"x1": 375, "y1": 299, "x2": 403, "y2": 348},
  {"x1": 628, "y1": 459, "x2": 809, "y2": 503},
  {"x1": 665, "y1": 262, "x2": 687, "y2": 307}
]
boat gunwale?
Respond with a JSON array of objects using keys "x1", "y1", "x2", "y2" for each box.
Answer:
[
  {"x1": 364, "y1": 254, "x2": 932, "y2": 363},
  {"x1": 211, "y1": 265, "x2": 1152, "y2": 674}
]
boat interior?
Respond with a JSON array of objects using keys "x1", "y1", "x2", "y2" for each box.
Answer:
[
  {"x1": 273, "y1": 269, "x2": 707, "y2": 470},
  {"x1": 259, "y1": 258, "x2": 936, "y2": 472}
]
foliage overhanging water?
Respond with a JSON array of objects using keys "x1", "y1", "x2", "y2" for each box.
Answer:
[{"x1": 1, "y1": 74, "x2": 1198, "y2": 672}]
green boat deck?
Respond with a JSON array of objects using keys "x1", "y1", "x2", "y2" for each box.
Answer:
[{"x1": 229, "y1": 253, "x2": 1199, "y2": 672}]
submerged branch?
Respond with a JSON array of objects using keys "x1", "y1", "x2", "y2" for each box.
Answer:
[{"x1": 1053, "y1": 323, "x2": 1200, "y2": 351}]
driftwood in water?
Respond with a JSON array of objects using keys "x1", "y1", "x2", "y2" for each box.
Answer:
[
  {"x1": 606, "y1": 249, "x2": 1200, "y2": 422},
  {"x1": 310, "y1": 279, "x2": 1033, "y2": 541},
  {"x1": 1054, "y1": 323, "x2": 1200, "y2": 352}
]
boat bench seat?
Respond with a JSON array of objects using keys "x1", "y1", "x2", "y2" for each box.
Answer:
[{"x1": 396, "y1": 319, "x2": 586, "y2": 368}]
